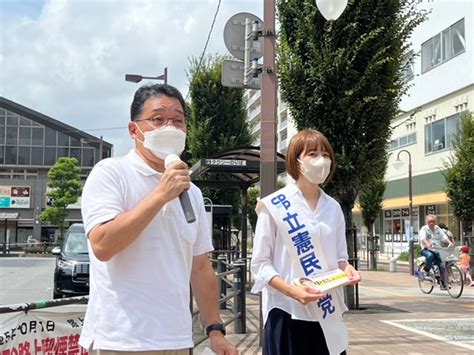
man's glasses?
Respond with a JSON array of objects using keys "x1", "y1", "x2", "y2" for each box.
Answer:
[{"x1": 135, "y1": 116, "x2": 186, "y2": 129}]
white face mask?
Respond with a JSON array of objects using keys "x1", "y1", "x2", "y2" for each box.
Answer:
[
  {"x1": 135, "y1": 124, "x2": 186, "y2": 160},
  {"x1": 298, "y1": 156, "x2": 332, "y2": 185}
]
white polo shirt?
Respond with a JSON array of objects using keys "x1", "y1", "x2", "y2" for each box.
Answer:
[
  {"x1": 79, "y1": 150, "x2": 213, "y2": 351},
  {"x1": 251, "y1": 184, "x2": 349, "y2": 324}
]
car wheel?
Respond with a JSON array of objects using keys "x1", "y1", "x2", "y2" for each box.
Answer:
[{"x1": 53, "y1": 291, "x2": 63, "y2": 299}]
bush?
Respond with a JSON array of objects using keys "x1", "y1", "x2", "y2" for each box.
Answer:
[
  {"x1": 398, "y1": 244, "x2": 422, "y2": 261},
  {"x1": 398, "y1": 252, "x2": 409, "y2": 261},
  {"x1": 25, "y1": 245, "x2": 54, "y2": 254}
]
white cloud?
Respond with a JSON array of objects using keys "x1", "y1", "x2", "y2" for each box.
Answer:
[{"x1": 1, "y1": 0, "x2": 262, "y2": 156}]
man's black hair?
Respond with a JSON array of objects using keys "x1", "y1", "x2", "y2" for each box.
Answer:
[
  {"x1": 438, "y1": 223, "x2": 448, "y2": 230},
  {"x1": 130, "y1": 83, "x2": 187, "y2": 121}
]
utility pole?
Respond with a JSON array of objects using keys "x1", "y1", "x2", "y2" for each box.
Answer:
[
  {"x1": 99, "y1": 135, "x2": 104, "y2": 161},
  {"x1": 260, "y1": 0, "x2": 277, "y2": 198}
]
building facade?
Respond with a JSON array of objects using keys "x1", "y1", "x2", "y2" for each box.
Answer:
[
  {"x1": 0, "y1": 97, "x2": 113, "y2": 246},
  {"x1": 377, "y1": 1, "x2": 473, "y2": 254},
  {"x1": 244, "y1": 1, "x2": 472, "y2": 256}
]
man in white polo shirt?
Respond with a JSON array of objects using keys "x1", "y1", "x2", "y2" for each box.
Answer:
[{"x1": 79, "y1": 84, "x2": 238, "y2": 355}]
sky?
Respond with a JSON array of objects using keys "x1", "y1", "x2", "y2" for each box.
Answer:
[{"x1": 0, "y1": 0, "x2": 262, "y2": 156}]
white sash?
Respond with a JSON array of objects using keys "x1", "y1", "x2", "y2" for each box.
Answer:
[{"x1": 259, "y1": 185, "x2": 349, "y2": 354}]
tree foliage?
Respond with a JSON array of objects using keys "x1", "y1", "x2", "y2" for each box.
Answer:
[
  {"x1": 277, "y1": 0, "x2": 426, "y2": 229},
  {"x1": 187, "y1": 54, "x2": 255, "y2": 227},
  {"x1": 40, "y1": 157, "x2": 82, "y2": 243},
  {"x1": 248, "y1": 180, "x2": 287, "y2": 233},
  {"x1": 277, "y1": 0, "x2": 426, "y2": 306},
  {"x1": 359, "y1": 178, "x2": 386, "y2": 230},
  {"x1": 443, "y1": 112, "x2": 474, "y2": 236},
  {"x1": 359, "y1": 157, "x2": 387, "y2": 231}
]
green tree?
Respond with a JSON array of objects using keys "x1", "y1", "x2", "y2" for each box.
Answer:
[
  {"x1": 443, "y1": 112, "x2": 474, "y2": 238},
  {"x1": 248, "y1": 180, "x2": 287, "y2": 233},
  {"x1": 187, "y1": 54, "x2": 255, "y2": 228},
  {"x1": 277, "y1": 0, "x2": 426, "y2": 307},
  {"x1": 359, "y1": 177, "x2": 385, "y2": 270},
  {"x1": 40, "y1": 157, "x2": 82, "y2": 244}
]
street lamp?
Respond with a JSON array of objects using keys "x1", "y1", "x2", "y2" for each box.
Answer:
[
  {"x1": 125, "y1": 67, "x2": 168, "y2": 84},
  {"x1": 393, "y1": 149, "x2": 414, "y2": 275},
  {"x1": 316, "y1": 0, "x2": 348, "y2": 21}
]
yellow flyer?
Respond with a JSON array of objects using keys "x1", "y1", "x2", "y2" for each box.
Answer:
[{"x1": 293, "y1": 269, "x2": 350, "y2": 292}]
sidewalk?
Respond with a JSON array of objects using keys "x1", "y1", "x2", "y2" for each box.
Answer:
[{"x1": 196, "y1": 269, "x2": 474, "y2": 354}]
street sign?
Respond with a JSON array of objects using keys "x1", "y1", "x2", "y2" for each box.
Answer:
[
  {"x1": 223, "y1": 12, "x2": 263, "y2": 61},
  {"x1": 221, "y1": 60, "x2": 260, "y2": 90}
]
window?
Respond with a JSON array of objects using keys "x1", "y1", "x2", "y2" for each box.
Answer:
[
  {"x1": 401, "y1": 50, "x2": 415, "y2": 82},
  {"x1": 18, "y1": 147, "x2": 31, "y2": 165},
  {"x1": 57, "y1": 147, "x2": 69, "y2": 159},
  {"x1": 19, "y1": 117, "x2": 31, "y2": 126},
  {"x1": 70, "y1": 148, "x2": 81, "y2": 165},
  {"x1": 424, "y1": 113, "x2": 460, "y2": 154},
  {"x1": 32, "y1": 127, "x2": 44, "y2": 146},
  {"x1": 6, "y1": 126, "x2": 17, "y2": 145},
  {"x1": 19, "y1": 127, "x2": 31, "y2": 145},
  {"x1": 31, "y1": 148, "x2": 43, "y2": 165},
  {"x1": 82, "y1": 148, "x2": 95, "y2": 167},
  {"x1": 58, "y1": 132, "x2": 69, "y2": 146},
  {"x1": 44, "y1": 147, "x2": 56, "y2": 165},
  {"x1": 388, "y1": 132, "x2": 416, "y2": 151},
  {"x1": 421, "y1": 19, "x2": 465, "y2": 73},
  {"x1": 5, "y1": 146, "x2": 17, "y2": 164},
  {"x1": 45, "y1": 127, "x2": 57, "y2": 146}
]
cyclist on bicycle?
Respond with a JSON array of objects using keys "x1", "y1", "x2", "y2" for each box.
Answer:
[{"x1": 419, "y1": 214, "x2": 454, "y2": 290}]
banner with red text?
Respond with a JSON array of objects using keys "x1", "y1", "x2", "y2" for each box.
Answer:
[{"x1": 0, "y1": 305, "x2": 88, "y2": 355}]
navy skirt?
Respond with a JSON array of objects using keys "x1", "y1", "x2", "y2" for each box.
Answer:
[{"x1": 263, "y1": 308, "x2": 347, "y2": 355}]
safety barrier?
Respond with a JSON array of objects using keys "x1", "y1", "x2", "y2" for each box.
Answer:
[
  {"x1": 1, "y1": 251, "x2": 249, "y2": 354},
  {"x1": 191, "y1": 254, "x2": 247, "y2": 349}
]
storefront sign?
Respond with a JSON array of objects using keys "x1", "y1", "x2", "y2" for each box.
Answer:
[
  {"x1": 0, "y1": 213, "x2": 19, "y2": 219},
  {"x1": 0, "y1": 186, "x2": 31, "y2": 209},
  {"x1": 426, "y1": 205, "x2": 436, "y2": 215}
]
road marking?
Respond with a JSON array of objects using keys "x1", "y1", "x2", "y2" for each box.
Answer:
[
  {"x1": 359, "y1": 285, "x2": 411, "y2": 298},
  {"x1": 381, "y1": 318, "x2": 474, "y2": 351}
]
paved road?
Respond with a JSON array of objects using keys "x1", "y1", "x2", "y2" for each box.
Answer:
[
  {"x1": 196, "y1": 269, "x2": 474, "y2": 354},
  {"x1": 0, "y1": 257, "x2": 56, "y2": 305},
  {"x1": 2, "y1": 257, "x2": 473, "y2": 354}
]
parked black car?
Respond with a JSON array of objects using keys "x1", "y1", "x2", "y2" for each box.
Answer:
[{"x1": 52, "y1": 223, "x2": 90, "y2": 299}]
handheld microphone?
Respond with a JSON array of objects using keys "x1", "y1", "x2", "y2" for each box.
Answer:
[{"x1": 164, "y1": 154, "x2": 196, "y2": 224}]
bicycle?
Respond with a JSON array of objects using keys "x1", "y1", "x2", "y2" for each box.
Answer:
[{"x1": 416, "y1": 247, "x2": 464, "y2": 298}]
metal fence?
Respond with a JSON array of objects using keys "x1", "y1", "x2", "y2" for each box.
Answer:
[
  {"x1": 191, "y1": 252, "x2": 248, "y2": 349},
  {"x1": 2, "y1": 241, "x2": 56, "y2": 255},
  {"x1": 1, "y1": 249, "x2": 251, "y2": 353}
]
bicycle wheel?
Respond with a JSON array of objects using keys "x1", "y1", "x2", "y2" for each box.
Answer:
[
  {"x1": 446, "y1": 264, "x2": 464, "y2": 299},
  {"x1": 417, "y1": 264, "x2": 434, "y2": 294}
]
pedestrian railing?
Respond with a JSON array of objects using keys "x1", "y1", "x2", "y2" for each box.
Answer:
[
  {"x1": 191, "y1": 254, "x2": 247, "y2": 348},
  {"x1": 2, "y1": 241, "x2": 56, "y2": 255}
]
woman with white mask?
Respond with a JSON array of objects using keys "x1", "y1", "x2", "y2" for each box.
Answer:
[{"x1": 251, "y1": 129, "x2": 361, "y2": 355}]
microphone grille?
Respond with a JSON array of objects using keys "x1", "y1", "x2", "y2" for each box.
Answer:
[{"x1": 164, "y1": 154, "x2": 181, "y2": 168}]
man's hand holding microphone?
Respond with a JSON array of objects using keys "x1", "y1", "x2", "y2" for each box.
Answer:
[{"x1": 160, "y1": 154, "x2": 196, "y2": 223}]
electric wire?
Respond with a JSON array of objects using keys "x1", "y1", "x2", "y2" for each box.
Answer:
[{"x1": 184, "y1": 0, "x2": 222, "y2": 101}]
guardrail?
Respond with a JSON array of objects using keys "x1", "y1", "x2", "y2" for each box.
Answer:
[
  {"x1": 191, "y1": 254, "x2": 247, "y2": 349},
  {"x1": 1, "y1": 250, "x2": 251, "y2": 353},
  {"x1": 2, "y1": 241, "x2": 56, "y2": 255}
]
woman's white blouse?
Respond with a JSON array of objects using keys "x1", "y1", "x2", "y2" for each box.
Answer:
[{"x1": 251, "y1": 184, "x2": 349, "y2": 323}]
